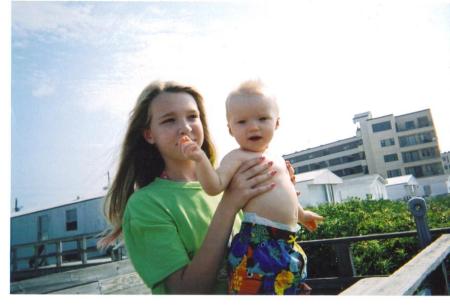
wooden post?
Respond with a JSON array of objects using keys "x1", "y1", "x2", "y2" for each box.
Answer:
[
  {"x1": 334, "y1": 243, "x2": 356, "y2": 277},
  {"x1": 56, "y1": 241, "x2": 63, "y2": 267},
  {"x1": 33, "y1": 245, "x2": 39, "y2": 270},
  {"x1": 408, "y1": 197, "x2": 432, "y2": 248},
  {"x1": 81, "y1": 237, "x2": 87, "y2": 265},
  {"x1": 408, "y1": 197, "x2": 448, "y2": 295}
]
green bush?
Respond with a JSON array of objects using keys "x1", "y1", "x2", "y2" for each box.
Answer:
[{"x1": 300, "y1": 196, "x2": 450, "y2": 277}]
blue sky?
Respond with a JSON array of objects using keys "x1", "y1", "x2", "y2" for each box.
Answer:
[{"x1": 7, "y1": 0, "x2": 450, "y2": 214}]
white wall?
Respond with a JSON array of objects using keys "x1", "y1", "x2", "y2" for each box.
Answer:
[
  {"x1": 386, "y1": 184, "x2": 419, "y2": 200},
  {"x1": 296, "y1": 182, "x2": 331, "y2": 207},
  {"x1": 416, "y1": 176, "x2": 450, "y2": 197},
  {"x1": 336, "y1": 179, "x2": 387, "y2": 201}
]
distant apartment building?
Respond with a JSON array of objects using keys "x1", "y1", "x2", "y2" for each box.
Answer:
[
  {"x1": 284, "y1": 109, "x2": 445, "y2": 179},
  {"x1": 442, "y1": 152, "x2": 450, "y2": 174}
]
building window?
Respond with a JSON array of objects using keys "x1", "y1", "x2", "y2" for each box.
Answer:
[
  {"x1": 333, "y1": 165, "x2": 364, "y2": 177},
  {"x1": 405, "y1": 120, "x2": 416, "y2": 130},
  {"x1": 405, "y1": 166, "x2": 424, "y2": 178},
  {"x1": 372, "y1": 121, "x2": 392, "y2": 133},
  {"x1": 402, "y1": 151, "x2": 421, "y2": 163},
  {"x1": 296, "y1": 165, "x2": 310, "y2": 173},
  {"x1": 387, "y1": 169, "x2": 402, "y2": 178},
  {"x1": 380, "y1": 138, "x2": 395, "y2": 147},
  {"x1": 38, "y1": 215, "x2": 49, "y2": 241},
  {"x1": 399, "y1": 135, "x2": 417, "y2": 147},
  {"x1": 384, "y1": 153, "x2": 398, "y2": 162},
  {"x1": 423, "y1": 162, "x2": 444, "y2": 176},
  {"x1": 417, "y1": 116, "x2": 430, "y2": 128},
  {"x1": 417, "y1": 132, "x2": 433, "y2": 144},
  {"x1": 421, "y1": 147, "x2": 437, "y2": 159},
  {"x1": 66, "y1": 209, "x2": 78, "y2": 231}
]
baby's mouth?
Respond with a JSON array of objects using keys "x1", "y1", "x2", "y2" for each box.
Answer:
[{"x1": 248, "y1": 136, "x2": 262, "y2": 141}]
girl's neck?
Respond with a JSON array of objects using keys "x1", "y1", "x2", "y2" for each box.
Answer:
[{"x1": 162, "y1": 160, "x2": 197, "y2": 182}]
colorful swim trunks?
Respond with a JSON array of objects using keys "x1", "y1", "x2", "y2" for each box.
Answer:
[{"x1": 227, "y1": 221, "x2": 308, "y2": 295}]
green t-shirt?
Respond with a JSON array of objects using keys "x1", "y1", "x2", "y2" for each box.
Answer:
[{"x1": 122, "y1": 178, "x2": 242, "y2": 294}]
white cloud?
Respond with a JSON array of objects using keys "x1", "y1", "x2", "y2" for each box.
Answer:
[
  {"x1": 13, "y1": 1, "x2": 450, "y2": 153},
  {"x1": 32, "y1": 82, "x2": 55, "y2": 98},
  {"x1": 31, "y1": 72, "x2": 56, "y2": 98}
]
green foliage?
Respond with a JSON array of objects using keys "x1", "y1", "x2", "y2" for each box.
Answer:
[{"x1": 300, "y1": 196, "x2": 450, "y2": 277}]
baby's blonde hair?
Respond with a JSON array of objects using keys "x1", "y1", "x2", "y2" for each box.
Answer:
[{"x1": 225, "y1": 79, "x2": 278, "y2": 119}]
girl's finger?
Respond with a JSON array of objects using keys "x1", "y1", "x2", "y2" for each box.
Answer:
[
  {"x1": 241, "y1": 160, "x2": 272, "y2": 180},
  {"x1": 237, "y1": 156, "x2": 266, "y2": 174},
  {"x1": 246, "y1": 182, "x2": 276, "y2": 200},
  {"x1": 248, "y1": 170, "x2": 275, "y2": 188}
]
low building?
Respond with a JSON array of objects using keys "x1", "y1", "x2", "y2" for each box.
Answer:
[
  {"x1": 336, "y1": 174, "x2": 388, "y2": 201},
  {"x1": 416, "y1": 174, "x2": 450, "y2": 197},
  {"x1": 11, "y1": 195, "x2": 108, "y2": 271},
  {"x1": 295, "y1": 169, "x2": 343, "y2": 207},
  {"x1": 386, "y1": 175, "x2": 419, "y2": 200}
]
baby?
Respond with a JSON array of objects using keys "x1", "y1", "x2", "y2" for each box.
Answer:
[{"x1": 180, "y1": 80, "x2": 323, "y2": 294}]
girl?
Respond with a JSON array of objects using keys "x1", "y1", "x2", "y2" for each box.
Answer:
[{"x1": 98, "y1": 81, "x2": 276, "y2": 294}]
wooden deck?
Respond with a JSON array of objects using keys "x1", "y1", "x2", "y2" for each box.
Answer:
[
  {"x1": 10, "y1": 258, "x2": 150, "y2": 294},
  {"x1": 11, "y1": 233, "x2": 449, "y2": 295},
  {"x1": 341, "y1": 234, "x2": 450, "y2": 295}
]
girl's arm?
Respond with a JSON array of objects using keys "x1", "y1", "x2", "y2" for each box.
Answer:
[{"x1": 164, "y1": 157, "x2": 275, "y2": 293}]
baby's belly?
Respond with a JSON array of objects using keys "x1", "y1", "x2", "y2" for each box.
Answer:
[{"x1": 244, "y1": 181, "x2": 299, "y2": 228}]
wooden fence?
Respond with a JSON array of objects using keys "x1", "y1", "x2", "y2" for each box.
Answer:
[{"x1": 10, "y1": 232, "x2": 125, "y2": 281}]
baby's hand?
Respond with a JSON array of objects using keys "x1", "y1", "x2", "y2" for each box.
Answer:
[
  {"x1": 299, "y1": 210, "x2": 324, "y2": 232},
  {"x1": 179, "y1": 136, "x2": 205, "y2": 162}
]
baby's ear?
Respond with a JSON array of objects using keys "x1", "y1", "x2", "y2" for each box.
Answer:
[
  {"x1": 143, "y1": 128, "x2": 155, "y2": 144},
  {"x1": 275, "y1": 117, "x2": 280, "y2": 129},
  {"x1": 227, "y1": 124, "x2": 233, "y2": 136}
]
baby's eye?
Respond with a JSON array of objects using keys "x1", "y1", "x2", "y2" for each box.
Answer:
[
  {"x1": 237, "y1": 120, "x2": 246, "y2": 124},
  {"x1": 259, "y1": 117, "x2": 268, "y2": 121}
]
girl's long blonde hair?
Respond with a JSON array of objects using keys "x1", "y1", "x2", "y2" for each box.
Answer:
[{"x1": 98, "y1": 81, "x2": 216, "y2": 248}]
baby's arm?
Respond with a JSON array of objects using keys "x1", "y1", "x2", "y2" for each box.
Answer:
[{"x1": 180, "y1": 136, "x2": 242, "y2": 195}]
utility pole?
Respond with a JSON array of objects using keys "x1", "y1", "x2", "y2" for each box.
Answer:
[{"x1": 14, "y1": 198, "x2": 21, "y2": 212}]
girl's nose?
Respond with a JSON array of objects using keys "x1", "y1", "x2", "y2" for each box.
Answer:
[{"x1": 179, "y1": 121, "x2": 193, "y2": 135}]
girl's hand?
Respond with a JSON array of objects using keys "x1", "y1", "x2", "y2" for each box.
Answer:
[
  {"x1": 299, "y1": 210, "x2": 324, "y2": 232},
  {"x1": 179, "y1": 136, "x2": 205, "y2": 162},
  {"x1": 220, "y1": 157, "x2": 275, "y2": 214}
]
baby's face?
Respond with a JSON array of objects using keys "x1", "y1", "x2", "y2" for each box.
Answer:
[{"x1": 227, "y1": 94, "x2": 279, "y2": 152}]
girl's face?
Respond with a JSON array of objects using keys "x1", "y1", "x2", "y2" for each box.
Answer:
[
  {"x1": 227, "y1": 94, "x2": 279, "y2": 152},
  {"x1": 144, "y1": 91, "x2": 204, "y2": 163}
]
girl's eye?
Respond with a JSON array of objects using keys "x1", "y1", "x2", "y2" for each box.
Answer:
[
  {"x1": 188, "y1": 114, "x2": 199, "y2": 120},
  {"x1": 161, "y1": 118, "x2": 175, "y2": 124}
]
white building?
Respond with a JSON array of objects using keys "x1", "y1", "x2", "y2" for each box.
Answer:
[
  {"x1": 295, "y1": 169, "x2": 343, "y2": 207},
  {"x1": 284, "y1": 109, "x2": 445, "y2": 181},
  {"x1": 11, "y1": 196, "x2": 108, "y2": 271},
  {"x1": 416, "y1": 174, "x2": 450, "y2": 197},
  {"x1": 336, "y1": 174, "x2": 388, "y2": 201},
  {"x1": 385, "y1": 175, "x2": 419, "y2": 201}
]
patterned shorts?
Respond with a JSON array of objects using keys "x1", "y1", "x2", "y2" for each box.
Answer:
[{"x1": 227, "y1": 222, "x2": 308, "y2": 295}]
